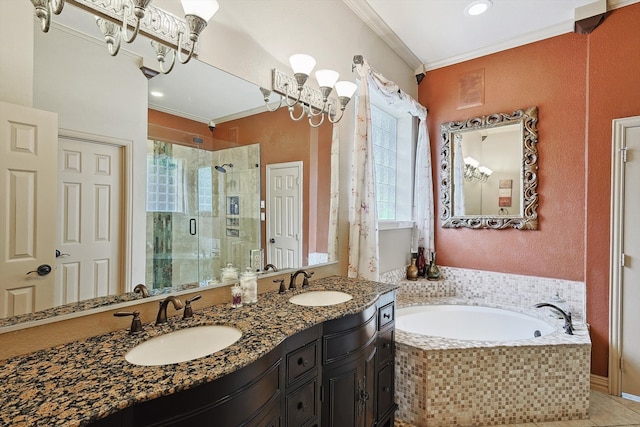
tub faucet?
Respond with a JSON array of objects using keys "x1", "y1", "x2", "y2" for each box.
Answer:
[
  {"x1": 156, "y1": 296, "x2": 183, "y2": 325},
  {"x1": 289, "y1": 270, "x2": 314, "y2": 290},
  {"x1": 534, "y1": 303, "x2": 574, "y2": 335}
]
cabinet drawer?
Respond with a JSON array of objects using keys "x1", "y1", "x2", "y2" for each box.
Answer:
[
  {"x1": 323, "y1": 312, "x2": 377, "y2": 364},
  {"x1": 378, "y1": 303, "x2": 394, "y2": 330},
  {"x1": 377, "y1": 326, "x2": 394, "y2": 366},
  {"x1": 377, "y1": 363, "x2": 395, "y2": 417},
  {"x1": 286, "y1": 340, "x2": 318, "y2": 386},
  {"x1": 286, "y1": 379, "x2": 318, "y2": 427}
]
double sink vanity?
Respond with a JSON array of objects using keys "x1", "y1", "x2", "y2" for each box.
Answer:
[{"x1": 0, "y1": 277, "x2": 397, "y2": 427}]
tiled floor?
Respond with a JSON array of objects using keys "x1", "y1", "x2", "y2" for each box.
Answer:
[{"x1": 395, "y1": 391, "x2": 640, "y2": 427}]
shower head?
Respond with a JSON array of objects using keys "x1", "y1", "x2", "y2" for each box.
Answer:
[{"x1": 215, "y1": 163, "x2": 233, "y2": 173}]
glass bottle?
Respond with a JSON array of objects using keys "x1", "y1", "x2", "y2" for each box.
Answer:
[
  {"x1": 417, "y1": 247, "x2": 426, "y2": 277},
  {"x1": 406, "y1": 256, "x2": 419, "y2": 281},
  {"x1": 240, "y1": 268, "x2": 258, "y2": 305},
  {"x1": 231, "y1": 284, "x2": 242, "y2": 308},
  {"x1": 427, "y1": 251, "x2": 441, "y2": 281}
]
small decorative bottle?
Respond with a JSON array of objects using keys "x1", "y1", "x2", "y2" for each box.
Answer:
[
  {"x1": 406, "y1": 255, "x2": 419, "y2": 281},
  {"x1": 426, "y1": 251, "x2": 441, "y2": 281},
  {"x1": 231, "y1": 284, "x2": 242, "y2": 308},
  {"x1": 416, "y1": 247, "x2": 426, "y2": 277}
]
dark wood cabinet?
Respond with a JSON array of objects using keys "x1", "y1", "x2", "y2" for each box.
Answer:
[
  {"x1": 320, "y1": 291, "x2": 396, "y2": 427},
  {"x1": 91, "y1": 292, "x2": 396, "y2": 427}
]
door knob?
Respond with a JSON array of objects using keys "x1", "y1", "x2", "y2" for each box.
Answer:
[
  {"x1": 26, "y1": 264, "x2": 52, "y2": 276},
  {"x1": 269, "y1": 238, "x2": 275, "y2": 243}
]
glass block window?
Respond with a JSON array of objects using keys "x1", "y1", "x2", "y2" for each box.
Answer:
[
  {"x1": 371, "y1": 104, "x2": 398, "y2": 220},
  {"x1": 198, "y1": 166, "x2": 213, "y2": 212},
  {"x1": 146, "y1": 155, "x2": 183, "y2": 212}
]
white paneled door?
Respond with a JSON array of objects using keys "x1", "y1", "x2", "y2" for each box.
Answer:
[
  {"x1": 0, "y1": 101, "x2": 58, "y2": 318},
  {"x1": 56, "y1": 137, "x2": 123, "y2": 305},
  {"x1": 620, "y1": 122, "x2": 640, "y2": 398},
  {"x1": 266, "y1": 162, "x2": 302, "y2": 269}
]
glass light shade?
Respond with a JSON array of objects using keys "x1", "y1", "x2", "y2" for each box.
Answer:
[
  {"x1": 181, "y1": 0, "x2": 220, "y2": 21},
  {"x1": 315, "y1": 69, "x2": 339, "y2": 88},
  {"x1": 334, "y1": 81, "x2": 357, "y2": 98},
  {"x1": 479, "y1": 166, "x2": 493, "y2": 176},
  {"x1": 464, "y1": 157, "x2": 479, "y2": 167},
  {"x1": 289, "y1": 54, "x2": 316, "y2": 75}
]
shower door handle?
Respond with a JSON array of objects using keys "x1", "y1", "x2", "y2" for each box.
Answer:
[{"x1": 189, "y1": 218, "x2": 197, "y2": 235}]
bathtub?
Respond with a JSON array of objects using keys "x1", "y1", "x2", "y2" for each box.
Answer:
[
  {"x1": 394, "y1": 302, "x2": 591, "y2": 427},
  {"x1": 396, "y1": 305, "x2": 555, "y2": 341}
]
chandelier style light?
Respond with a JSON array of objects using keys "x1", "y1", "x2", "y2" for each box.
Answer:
[
  {"x1": 30, "y1": 0, "x2": 219, "y2": 74},
  {"x1": 463, "y1": 156, "x2": 493, "y2": 182},
  {"x1": 260, "y1": 54, "x2": 358, "y2": 127}
]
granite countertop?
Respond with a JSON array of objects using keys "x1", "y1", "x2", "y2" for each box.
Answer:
[{"x1": 0, "y1": 276, "x2": 396, "y2": 427}]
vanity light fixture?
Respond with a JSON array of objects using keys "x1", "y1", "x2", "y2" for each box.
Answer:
[
  {"x1": 260, "y1": 54, "x2": 358, "y2": 127},
  {"x1": 31, "y1": 0, "x2": 219, "y2": 74},
  {"x1": 464, "y1": 0, "x2": 492, "y2": 16},
  {"x1": 463, "y1": 156, "x2": 493, "y2": 182},
  {"x1": 30, "y1": 0, "x2": 65, "y2": 33}
]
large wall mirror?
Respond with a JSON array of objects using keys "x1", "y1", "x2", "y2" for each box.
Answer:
[
  {"x1": 0, "y1": 4, "x2": 336, "y2": 328},
  {"x1": 440, "y1": 106, "x2": 538, "y2": 229}
]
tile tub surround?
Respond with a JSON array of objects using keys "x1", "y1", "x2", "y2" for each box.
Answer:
[
  {"x1": 0, "y1": 277, "x2": 397, "y2": 427},
  {"x1": 386, "y1": 266, "x2": 586, "y2": 322},
  {"x1": 393, "y1": 287, "x2": 591, "y2": 426}
]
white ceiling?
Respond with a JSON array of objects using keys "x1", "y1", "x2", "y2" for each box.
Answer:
[{"x1": 344, "y1": 0, "x2": 637, "y2": 72}]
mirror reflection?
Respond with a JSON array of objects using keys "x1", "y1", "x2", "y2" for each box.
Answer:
[
  {"x1": 0, "y1": 4, "x2": 335, "y2": 326},
  {"x1": 440, "y1": 106, "x2": 538, "y2": 230}
]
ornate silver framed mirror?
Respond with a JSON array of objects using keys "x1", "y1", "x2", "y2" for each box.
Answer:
[{"x1": 440, "y1": 106, "x2": 538, "y2": 229}]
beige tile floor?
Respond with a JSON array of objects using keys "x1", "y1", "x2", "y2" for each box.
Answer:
[{"x1": 395, "y1": 391, "x2": 640, "y2": 427}]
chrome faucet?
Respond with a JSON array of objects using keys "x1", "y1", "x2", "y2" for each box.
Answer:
[
  {"x1": 289, "y1": 270, "x2": 314, "y2": 290},
  {"x1": 156, "y1": 296, "x2": 183, "y2": 325},
  {"x1": 534, "y1": 303, "x2": 574, "y2": 335}
]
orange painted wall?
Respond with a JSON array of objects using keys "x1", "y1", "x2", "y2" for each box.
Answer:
[
  {"x1": 420, "y1": 3, "x2": 640, "y2": 377},
  {"x1": 149, "y1": 107, "x2": 332, "y2": 265}
]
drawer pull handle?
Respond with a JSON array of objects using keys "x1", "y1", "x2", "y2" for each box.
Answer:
[
  {"x1": 383, "y1": 343, "x2": 391, "y2": 349},
  {"x1": 297, "y1": 357, "x2": 308, "y2": 367},
  {"x1": 383, "y1": 387, "x2": 390, "y2": 393},
  {"x1": 297, "y1": 402, "x2": 307, "y2": 412},
  {"x1": 383, "y1": 313, "x2": 391, "y2": 319}
]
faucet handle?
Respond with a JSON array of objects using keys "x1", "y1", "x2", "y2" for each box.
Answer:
[
  {"x1": 183, "y1": 294, "x2": 202, "y2": 319},
  {"x1": 274, "y1": 278, "x2": 286, "y2": 294},
  {"x1": 114, "y1": 310, "x2": 143, "y2": 334}
]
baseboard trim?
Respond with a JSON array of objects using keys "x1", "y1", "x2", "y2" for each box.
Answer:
[{"x1": 591, "y1": 374, "x2": 609, "y2": 393}]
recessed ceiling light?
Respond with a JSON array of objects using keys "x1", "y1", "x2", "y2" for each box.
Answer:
[
  {"x1": 150, "y1": 91, "x2": 164, "y2": 97},
  {"x1": 465, "y1": 0, "x2": 492, "y2": 16}
]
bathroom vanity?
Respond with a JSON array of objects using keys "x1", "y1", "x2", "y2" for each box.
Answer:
[{"x1": 0, "y1": 277, "x2": 396, "y2": 427}]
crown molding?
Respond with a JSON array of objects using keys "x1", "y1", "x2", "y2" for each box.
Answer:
[{"x1": 342, "y1": 0, "x2": 423, "y2": 72}]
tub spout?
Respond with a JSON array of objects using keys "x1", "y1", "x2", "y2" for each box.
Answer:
[{"x1": 534, "y1": 303, "x2": 573, "y2": 335}]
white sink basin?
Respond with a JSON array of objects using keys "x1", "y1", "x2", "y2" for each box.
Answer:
[
  {"x1": 125, "y1": 325, "x2": 242, "y2": 366},
  {"x1": 289, "y1": 291, "x2": 353, "y2": 307}
]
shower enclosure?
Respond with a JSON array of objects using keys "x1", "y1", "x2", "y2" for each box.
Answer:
[{"x1": 145, "y1": 140, "x2": 260, "y2": 290}]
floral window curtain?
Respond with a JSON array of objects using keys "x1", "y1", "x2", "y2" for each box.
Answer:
[
  {"x1": 327, "y1": 124, "x2": 339, "y2": 262},
  {"x1": 349, "y1": 58, "x2": 434, "y2": 280}
]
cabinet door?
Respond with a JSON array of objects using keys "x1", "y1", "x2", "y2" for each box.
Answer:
[
  {"x1": 321, "y1": 342, "x2": 377, "y2": 427},
  {"x1": 321, "y1": 356, "x2": 360, "y2": 427}
]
